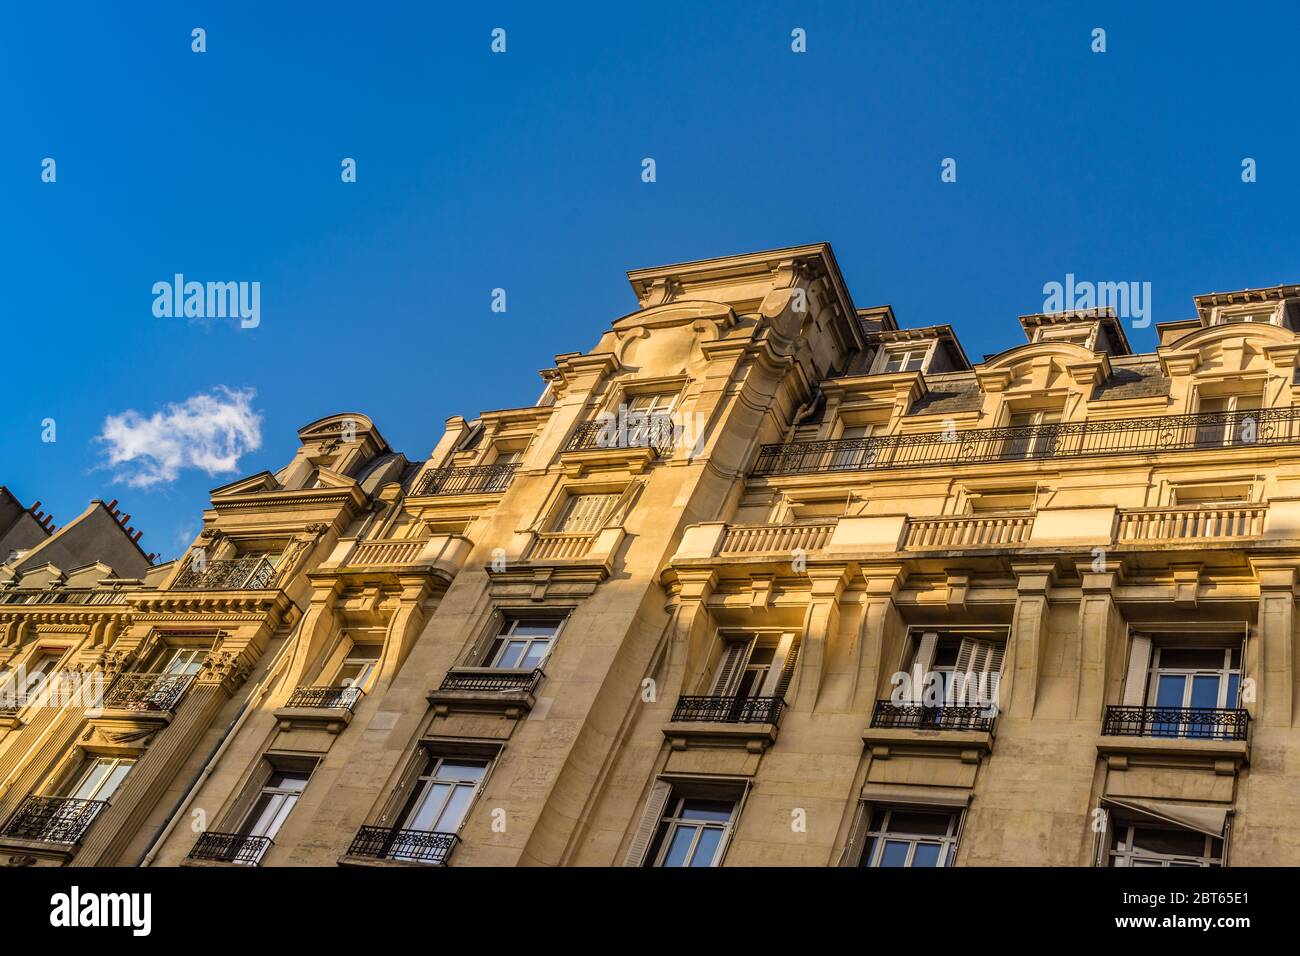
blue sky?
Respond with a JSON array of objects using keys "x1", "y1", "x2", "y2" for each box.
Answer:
[{"x1": 3, "y1": 1, "x2": 1298, "y2": 561}]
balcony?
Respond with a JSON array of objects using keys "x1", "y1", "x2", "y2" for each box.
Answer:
[
  {"x1": 186, "y1": 831, "x2": 273, "y2": 866},
  {"x1": 564, "y1": 419, "x2": 676, "y2": 457},
  {"x1": 1117, "y1": 503, "x2": 1266, "y2": 543},
  {"x1": 102, "y1": 673, "x2": 194, "y2": 714},
  {"x1": 718, "y1": 521, "x2": 836, "y2": 555},
  {"x1": 0, "y1": 796, "x2": 106, "y2": 846},
  {"x1": 862, "y1": 700, "x2": 997, "y2": 768},
  {"x1": 274, "y1": 685, "x2": 364, "y2": 733},
  {"x1": 1098, "y1": 705, "x2": 1251, "y2": 771},
  {"x1": 346, "y1": 538, "x2": 426, "y2": 567},
  {"x1": 171, "y1": 554, "x2": 279, "y2": 591},
  {"x1": 343, "y1": 826, "x2": 460, "y2": 866},
  {"x1": 1101, "y1": 705, "x2": 1249, "y2": 741},
  {"x1": 414, "y1": 463, "x2": 518, "y2": 497},
  {"x1": 903, "y1": 514, "x2": 1035, "y2": 550},
  {"x1": 663, "y1": 695, "x2": 784, "y2": 753},
  {"x1": 870, "y1": 700, "x2": 996, "y2": 733},
  {"x1": 427, "y1": 667, "x2": 543, "y2": 719},
  {"x1": 752, "y1": 406, "x2": 1300, "y2": 477}
]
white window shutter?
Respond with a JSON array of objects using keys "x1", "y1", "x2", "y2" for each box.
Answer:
[
  {"x1": 911, "y1": 632, "x2": 938, "y2": 703},
  {"x1": 380, "y1": 747, "x2": 429, "y2": 827},
  {"x1": 622, "y1": 779, "x2": 673, "y2": 867},
  {"x1": 839, "y1": 800, "x2": 871, "y2": 867},
  {"x1": 759, "y1": 632, "x2": 797, "y2": 698},
  {"x1": 710, "y1": 638, "x2": 751, "y2": 696},
  {"x1": 1123, "y1": 635, "x2": 1152, "y2": 706}
]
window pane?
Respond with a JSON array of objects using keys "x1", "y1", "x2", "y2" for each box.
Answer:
[
  {"x1": 98, "y1": 761, "x2": 133, "y2": 800},
  {"x1": 878, "y1": 840, "x2": 911, "y2": 867},
  {"x1": 435, "y1": 760, "x2": 488, "y2": 782},
  {"x1": 679, "y1": 800, "x2": 734, "y2": 823},
  {"x1": 691, "y1": 827, "x2": 723, "y2": 867},
  {"x1": 433, "y1": 783, "x2": 475, "y2": 831},
  {"x1": 1160, "y1": 648, "x2": 1229, "y2": 670},
  {"x1": 70, "y1": 760, "x2": 113, "y2": 799},
  {"x1": 662, "y1": 825, "x2": 698, "y2": 867},
  {"x1": 1190, "y1": 675, "x2": 1221, "y2": 710},
  {"x1": 1155, "y1": 674, "x2": 1186, "y2": 708},
  {"x1": 886, "y1": 811, "x2": 951, "y2": 836},
  {"x1": 912, "y1": 842, "x2": 943, "y2": 867},
  {"x1": 1131, "y1": 826, "x2": 1206, "y2": 858},
  {"x1": 407, "y1": 782, "x2": 452, "y2": 831},
  {"x1": 497, "y1": 640, "x2": 527, "y2": 668},
  {"x1": 520, "y1": 641, "x2": 550, "y2": 669}
]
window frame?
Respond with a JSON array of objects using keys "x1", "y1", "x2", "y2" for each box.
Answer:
[{"x1": 859, "y1": 806, "x2": 962, "y2": 868}]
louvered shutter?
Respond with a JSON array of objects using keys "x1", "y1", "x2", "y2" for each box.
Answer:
[
  {"x1": 1123, "y1": 635, "x2": 1153, "y2": 706},
  {"x1": 839, "y1": 801, "x2": 871, "y2": 867},
  {"x1": 711, "y1": 638, "x2": 751, "y2": 696},
  {"x1": 380, "y1": 747, "x2": 430, "y2": 827},
  {"x1": 911, "y1": 632, "x2": 938, "y2": 704},
  {"x1": 713, "y1": 781, "x2": 752, "y2": 867},
  {"x1": 558, "y1": 494, "x2": 619, "y2": 533},
  {"x1": 1092, "y1": 806, "x2": 1112, "y2": 868},
  {"x1": 956, "y1": 638, "x2": 1005, "y2": 708},
  {"x1": 623, "y1": 779, "x2": 673, "y2": 866},
  {"x1": 761, "y1": 632, "x2": 799, "y2": 699}
]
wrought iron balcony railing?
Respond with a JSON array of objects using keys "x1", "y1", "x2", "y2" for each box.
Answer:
[
  {"x1": 0, "y1": 796, "x2": 107, "y2": 844},
  {"x1": 753, "y1": 406, "x2": 1300, "y2": 477},
  {"x1": 347, "y1": 826, "x2": 460, "y2": 865},
  {"x1": 103, "y1": 673, "x2": 194, "y2": 712},
  {"x1": 1102, "y1": 705, "x2": 1250, "y2": 741},
  {"x1": 671, "y1": 695, "x2": 785, "y2": 724},
  {"x1": 188, "y1": 831, "x2": 273, "y2": 865},
  {"x1": 414, "y1": 463, "x2": 519, "y2": 496},
  {"x1": 871, "y1": 700, "x2": 997, "y2": 733},
  {"x1": 565, "y1": 418, "x2": 676, "y2": 457},
  {"x1": 438, "y1": 668, "x2": 543, "y2": 694},
  {"x1": 171, "y1": 554, "x2": 280, "y2": 591},
  {"x1": 285, "y1": 685, "x2": 364, "y2": 710}
]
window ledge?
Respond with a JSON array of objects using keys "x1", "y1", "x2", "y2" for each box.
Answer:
[
  {"x1": 336, "y1": 853, "x2": 447, "y2": 868},
  {"x1": 662, "y1": 720, "x2": 779, "y2": 753},
  {"x1": 272, "y1": 705, "x2": 355, "y2": 734},
  {"x1": 862, "y1": 726, "x2": 994, "y2": 763},
  {"x1": 1096, "y1": 734, "x2": 1249, "y2": 770}
]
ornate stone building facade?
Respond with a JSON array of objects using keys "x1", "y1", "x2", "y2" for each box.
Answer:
[{"x1": 2, "y1": 243, "x2": 1298, "y2": 867}]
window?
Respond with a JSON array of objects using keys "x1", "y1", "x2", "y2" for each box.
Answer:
[
  {"x1": 1034, "y1": 325, "x2": 1094, "y2": 347},
  {"x1": 1121, "y1": 634, "x2": 1244, "y2": 738},
  {"x1": 710, "y1": 633, "x2": 799, "y2": 700},
  {"x1": 0, "y1": 650, "x2": 62, "y2": 709},
  {"x1": 1195, "y1": 392, "x2": 1262, "y2": 447},
  {"x1": 860, "y1": 807, "x2": 961, "y2": 867},
  {"x1": 1214, "y1": 308, "x2": 1275, "y2": 326},
  {"x1": 878, "y1": 347, "x2": 928, "y2": 374},
  {"x1": 397, "y1": 755, "x2": 490, "y2": 840},
  {"x1": 239, "y1": 769, "x2": 312, "y2": 844},
  {"x1": 486, "y1": 618, "x2": 563, "y2": 670},
  {"x1": 553, "y1": 492, "x2": 619, "y2": 533},
  {"x1": 1172, "y1": 482, "x2": 1252, "y2": 506},
  {"x1": 907, "y1": 630, "x2": 1005, "y2": 710},
  {"x1": 63, "y1": 755, "x2": 135, "y2": 802},
  {"x1": 966, "y1": 488, "x2": 1037, "y2": 513},
  {"x1": 625, "y1": 392, "x2": 677, "y2": 449},
  {"x1": 649, "y1": 795, "x2": 738, "y2": 867},
  {"x1": 335, "y1": 644, "x2": 382, "y2": 689},
  {"x1": 157, "y1": 647, "x2": 205, "y2": 676},
  {"x1": 1001, "y1": 408, "x2": 1062, "y2": 460},
  {"x1": 831, "y1": 423, "x2": 881, "y2": 469},
  {"x1": 1109, "y1": 823, "x2": 1222, "y2": 868}
]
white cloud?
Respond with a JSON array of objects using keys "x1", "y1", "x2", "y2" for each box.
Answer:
[{"x1": 97, "y1": 387, "x2": 262, "y2": 488}]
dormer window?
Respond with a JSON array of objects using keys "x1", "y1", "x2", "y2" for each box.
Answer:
[
  {"x1": 875, "y1": 346, "x2": 930, "y2": 374},
  {"x1": 1034, "y1": 324, "x2": 1095, "y2": 348},
  {"x1": 1213, "y1": 307, "x2": 1278, "y2": 326}
]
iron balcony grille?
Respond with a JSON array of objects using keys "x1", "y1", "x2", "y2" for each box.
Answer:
[
  {"x1": 1102, "y1": 705, "x2": 1250, "y2": 740},
  {"x1": 188, "y1": 831, "x2": 273, "y2": 865},
  {"x1": 347, "y1": 826, "x2": 460, "y2": 865},
  {"x1": 439, "y1": 668, "x2": 543, "y2": 694},
  {"x1": 0, "y1": 796, "x2": 107, "y2": 844},
  {"x1": 415, "y1": 463, "x2": 519, "y2": 496},
  {"x1": 171, "y1": 554, "x2": 279, "y2": 591},
  {"x1": 671, "y1": 695, "x2": 785, "y2": 724},
  {"x1": 565, "y1": 418, "x2": 677, "y2": 457},
  {"x1": 103, "y1": 673, "x2": 194, "y2": 712},
  {"x1": 871, "y1": 700, "x2": 997, "y2": 733},
  {"x1": 285, "y1": 685, "x2": 364, "y2": 710},
  {"x1": 752, "y1": 406, "x2": 1300, "y2": 477}
]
